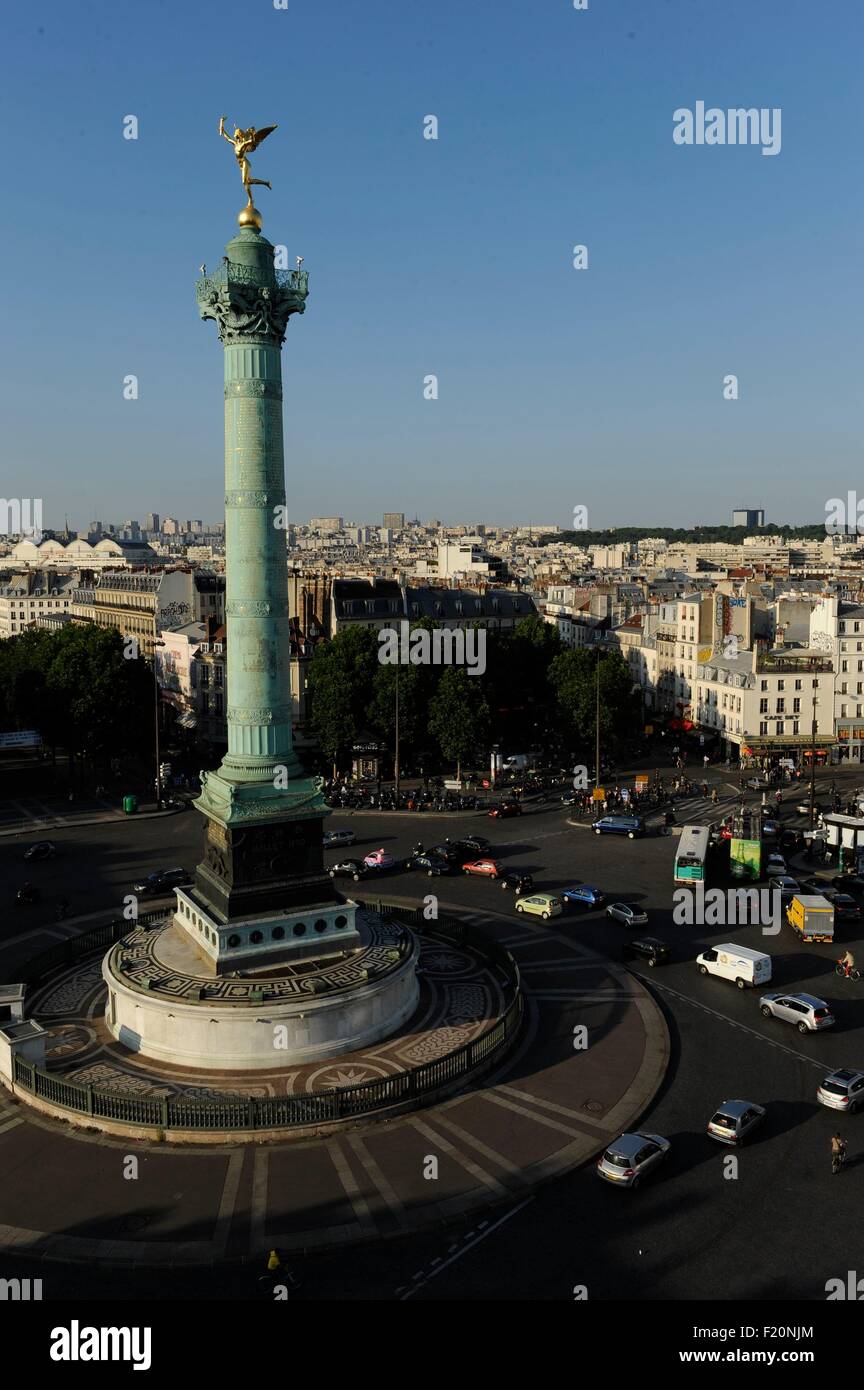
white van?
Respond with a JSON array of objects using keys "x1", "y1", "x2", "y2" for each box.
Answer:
[{"x1": 696, "y1": 943, "x2": 772, "y2": 990}]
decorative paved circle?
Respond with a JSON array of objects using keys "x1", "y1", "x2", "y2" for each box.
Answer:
[
  {"x1": 105, "y1": 908, "x2": 411, "y2": 1004},
  {"x1": 23, "y1": 922, "x2": 509, "y2": 1105}
]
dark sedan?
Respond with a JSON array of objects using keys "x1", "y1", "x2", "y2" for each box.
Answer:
[
  {"x1": 488, "y1": 803, "x2": 522, "y2": 819},
  {"x1": 132, "y1": 867, "x2": 191, "y2": 895},
  {"x1": 498, "y1": 870, "x2": 534, "y2": 896},
  {"x1": 431, "y1": 842, "x2": 472, "y2": 865},
  {"x1": 622, "y1": 937, "x2": 670, "y2": 967},
  {"x1": 410, "y1": 853, "x2": 454, "y2": 877},
  {"x1": 23, "y1": 841, "x2": 56, "y2": 862},
  {"x1": 457, "y1": 835, "x2": 491, "y2": 854},
  {"x1": 833, "y1": 894, "x2": 862, "y2": 924},
  {"x1": 832, "y1": 873, "x2": 864, "y2": 893},
  {"x1": 328, "y1": 859, "x2": 367, "y2": 882}
]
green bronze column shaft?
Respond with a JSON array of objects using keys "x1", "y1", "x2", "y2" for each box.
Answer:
[{"x1": 193, "y1": 225, "x2": 327, "y2": 837}]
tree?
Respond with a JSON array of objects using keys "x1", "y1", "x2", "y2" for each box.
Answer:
[
  {"x1": 485, "y1": 616, "x2": 562, "y2": 750},
  {"x1": 0, "y1": 624, "x2": 153, "y2": 776},
  {"x1": 428, "y1": 667, "x2": 490, "y2": 780},
  {"x1": 548, "y1": 647, "x2": 638, "y2": 763},
  {"x1": 366, "y1": 642, "x2": 442, "y2": 775},
  {"x1": 307, "y1": 626, "x2": 379, "y2": 773}
]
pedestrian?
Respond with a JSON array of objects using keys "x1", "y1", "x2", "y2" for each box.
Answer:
[{"x1": 703, "y1": 754, "x2": 709, "y2": 770}]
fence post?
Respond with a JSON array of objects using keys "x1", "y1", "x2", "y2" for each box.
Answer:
[
  {"x1": 85, "y1": 1085, "x2": 94, "y2": 1116},
  {"x1": 160, "y1": 1096, "x2": 169, "y2": 1129}
]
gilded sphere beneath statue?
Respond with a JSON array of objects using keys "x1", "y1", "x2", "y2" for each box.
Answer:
[{"x1": 238, "y1": 204, "x2": 263, "y2": 230}]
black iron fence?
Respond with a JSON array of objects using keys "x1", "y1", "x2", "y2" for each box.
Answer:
[{"x1": 11, "y1": 902, "x2": 522, "y2": 1132}]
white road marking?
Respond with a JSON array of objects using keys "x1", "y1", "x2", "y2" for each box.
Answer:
[
  {"x1": 398, "y1": 1197, "x2": 533, "y2": 1299},
  {"x1": 214, "y1": 1151, "x2": 244, "y2": 1256},
  {"x1": 633, "y1": 973, "x2": 827, "y2": 1069}
]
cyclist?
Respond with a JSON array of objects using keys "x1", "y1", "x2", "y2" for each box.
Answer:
[
  {"x1": 831, "y1": 1133, "x2": 848, "y2": 1173},
  {"x1": 839, "y1": 950, "x2": 856, "y2": 978}
]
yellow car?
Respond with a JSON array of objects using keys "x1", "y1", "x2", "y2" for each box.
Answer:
[{"x1": 515, "y1": 892, "x2": 562, "y2": 920}]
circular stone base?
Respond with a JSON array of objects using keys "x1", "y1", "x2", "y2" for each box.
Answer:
[{"x1": 102, "y1": 909, "x2": 420, "y2": 1069}]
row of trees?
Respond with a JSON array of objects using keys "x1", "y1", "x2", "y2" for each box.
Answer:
[
  {"x1": 0, "y1": 616, "x2": 640, "y2": 783},
  {"x1": 307, "y1": 616, "x2": 639, "y2": 777},
  {"x1": 0, "y1": 625, "x2": 154, "y2": 774},
  {"x1": 540, "y1": 523, "x2": 828, "y2": 547}
]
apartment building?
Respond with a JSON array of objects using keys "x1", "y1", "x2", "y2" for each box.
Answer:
[{"x1": 0, "y1": 571, "x2": 75, "y2": 637}]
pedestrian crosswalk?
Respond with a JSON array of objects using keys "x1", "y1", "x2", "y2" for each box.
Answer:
[
  {"x1": 0, "y1": 1097, "x2": 25, "y2": 1137},
  {"x1": 667, "y1": 794, "x2": 811, "y2": 829}
]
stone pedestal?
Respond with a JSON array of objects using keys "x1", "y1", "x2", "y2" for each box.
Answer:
[{"x1": 103, "y1": 912, "x2": 419, "y2": 1069}]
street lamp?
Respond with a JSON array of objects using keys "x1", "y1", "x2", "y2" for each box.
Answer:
[
  {"x1": 153, "y1": 638, "x2": 165, "y2": 810},
  {"x1": 594, "y1": 646, "x2": 601, "y2": 787},
  {"x1": 809, "y1": 691, "x2": 820, "y2": 832},
  {"x1": 394, "y1": 662, "x2": 401, "y2": 798}
]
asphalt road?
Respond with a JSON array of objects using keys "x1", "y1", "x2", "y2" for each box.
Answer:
[{"x1": 2, "y1": 761, "x2": 864, "y2": 1301}]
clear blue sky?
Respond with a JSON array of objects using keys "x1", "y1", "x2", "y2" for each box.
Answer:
[{"x1": 3, "y1": 0, "x2": 861, "y2": 531}]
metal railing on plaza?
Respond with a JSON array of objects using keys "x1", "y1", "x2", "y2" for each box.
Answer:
[{"x1": 10, "y1": 902, "x2": 522, "y2": 1133}]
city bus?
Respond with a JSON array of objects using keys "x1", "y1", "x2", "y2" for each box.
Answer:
[{"x1": 674, "y1": 824, "x2": 711, "y2": 884}]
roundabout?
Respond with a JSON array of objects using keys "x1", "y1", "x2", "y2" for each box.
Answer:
[
  {"x1": 8, "y1": 902, "x2": 521, "y2": 1138},
  {"x1": 0, "y1": 894, "x2": 668, "y2": 1263}
]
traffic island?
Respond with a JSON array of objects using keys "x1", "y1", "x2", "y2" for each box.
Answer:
[{"x1": 0, "y1": 897, "x2": 670, "y2": 1264}]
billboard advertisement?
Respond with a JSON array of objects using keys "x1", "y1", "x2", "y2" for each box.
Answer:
[{"x1": 730, "y1": 837, "x2": 761, "y2": 880}]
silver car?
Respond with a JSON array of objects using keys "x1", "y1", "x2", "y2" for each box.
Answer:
[
  {"x1": 606, "y1": 902, "x2": 648, "y2": 927},
  {"x1": 596, "y1": 1131, "x2": 671, "y2": 1188},
  {"x1": 817, "y1": 1069, "x2": 864, "y2": 1112},
  {"x1": 759, "y1": 992, "x2": 835, "y2": 1033},
  {"x1": 765, "y1": 854, "x2": 787, "y2": 878},
  {"x1": 323, "y1": 829, "x2": 356, "y2": 848},
  {"x1": 773, "y1": 875, "x2": 800, "y2": 903},
  {"x1": 707, "y1": 1099, "x2": 766, "y2": 1145}
]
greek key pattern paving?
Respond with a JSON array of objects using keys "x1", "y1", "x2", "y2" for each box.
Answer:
[
  {"x1": 105, "y1": 912, "x2": 413, "y2": 1003},
  {"x1": 29, "y1": 921, "x2": 508, "y2": 1100}
]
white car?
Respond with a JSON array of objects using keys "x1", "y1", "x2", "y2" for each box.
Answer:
[
  {"x1": 323, "y1": 829, "x2": 356, "y2": 848},
  {"x1": 765, "y1": 854, "x2": 787, "y2": 878}
]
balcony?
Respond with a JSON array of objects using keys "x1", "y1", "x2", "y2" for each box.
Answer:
[
  {"x1": 756, "y1": 651, "x2": 833, "y2": 674},
  {"x1": 196, "y1": 262, "x2": 308, "y2": 298}
]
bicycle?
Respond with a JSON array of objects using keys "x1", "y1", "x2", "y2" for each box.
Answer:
[
  {"x1": 835, "y1": 961, "x2": 861, "y2": 981},
  {"x1": 832, "y1": 1145, "x2": 847, "y2": 1175}
]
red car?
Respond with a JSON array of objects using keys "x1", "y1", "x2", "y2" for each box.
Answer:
[
  {"x1": 488, "y1": 803, "x2": 522, "y2": 819},
  {"x1": 463, "y1": 858, "x2": 503, "y2": 878}
]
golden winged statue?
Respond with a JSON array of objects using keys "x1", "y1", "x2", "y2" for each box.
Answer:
[{"x1": 219, "y1": 117, "x2": 278, "y2": 206}]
